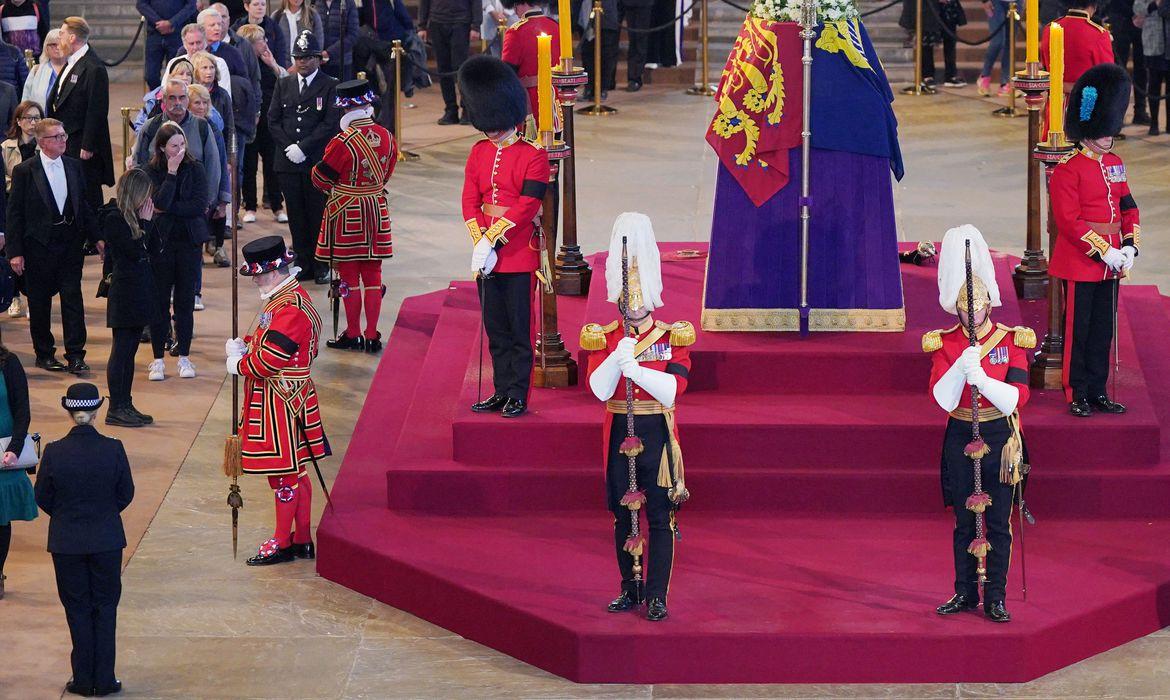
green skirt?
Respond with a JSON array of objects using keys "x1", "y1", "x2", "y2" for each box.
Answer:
[{"x1": 0, "y1": 468, "x2": 37, "y2": 524}]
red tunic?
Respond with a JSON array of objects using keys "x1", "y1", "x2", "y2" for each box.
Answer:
[
  {"x1": 1048, "y1": 147, "x2": 1140, "y2": 282},
  {"x1": 927, "y1": 323, "x2": 1032, "y2": 413},
  {"x1": 238, "y1": 280, "x2": 329, "y2": 476},
  {"x1": 1040, "y1": 11, "x2": 1114, "y2": 89},
  {"x1": 501, "y1": 10, "x2": 562, "y2": 116},
  {"x1": 311, "y1": 117, "x2": 397, "y2": 262},
  {"x1": 461, "y1": 133, "x2": 550, "y2": 274}
]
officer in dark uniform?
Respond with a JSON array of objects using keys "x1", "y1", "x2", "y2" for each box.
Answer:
[
  {"x1": 268, "y1": 30, "x2": 340, "y2": 285},
  {"x1": 34, "y1": 383, "x2": 135, "y2": 697}
]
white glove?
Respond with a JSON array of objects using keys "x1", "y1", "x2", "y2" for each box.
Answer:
[
  {"x1": 471, "y1": 238, "x2": 492, "y2": 274},
  {"x1": 975, "y1": 377, "x2": 1020, "y2": 415},
  {"x1": 1102, "y1": 247, "x2": 1125, "y2": 272},
  {"x1": 285, "y1": 143, "x2": 307, "y2": 164},
  {"x1": 225, "y1": 337, "x2": 246, "y2": 357},
  {"x1": 482, "y1": 248, "x2": 498, "y2": 275},
  {"x1": 614, "y1": 336, "x2": 638, "y2": 376},
  {"x1": 965, "y1": 363, "x2": 989, "y2": 387},
  {"x1": 932, "y1": 356, "x2": 966, "y2": 412},
  {"x1": 226, "y1": 356, "x2": 242, "y2": 375},
  {"x1": 588, "y1": 349, "x2": 623, "y2": 401},
  {"x1": 1121, "y1": 245, "x2": 1136, "y2": 272},
  {"x1": 630, "y1": 366, "x2": 678, "y2": 408},
  {"x1": 958, "y1": 346, "x2": 982, "y2": 375}
]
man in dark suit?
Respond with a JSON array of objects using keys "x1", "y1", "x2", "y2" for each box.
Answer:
[
  {"x1": 268, "y1": 30, "x2": 339, "y2": 284},
  {"x1": 6, "y1": 117, "x2": 100, "y2": 373},
  {"x1": 618, "y1": 0, "x2": 653, "y2": 91},
  {"x1": 136, "y1": 0, "x2": 197, "y2": 89},
  {"x1": 46, "y1": 17, "x2": 114, "y2": 210},
  {"x1": 35, "y1": 383, "x2": 134, "y2": 698}
]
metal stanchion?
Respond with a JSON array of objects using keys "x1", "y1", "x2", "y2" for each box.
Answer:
[
  {"x1": 992, "y1": 3, "x2": 1023, "y2": 117},
  {"x1": 900, "y1": 0, "x2": 933, "y2": 95},
  {"x1": 22, "y1": 49, "x2": 33, "y2": 71},
  {"x1": 391, "y1": 41, "x2": 420, "y2": 161},
  {"x1": 120, "y1": 106, "x2": 132, "y2": 170},
  {"x1": 578, "y1": 0, "x2": 617, "y2": 115},
  {"x1": 686, "y1": 0, "x2": 715, "y2": 96}
]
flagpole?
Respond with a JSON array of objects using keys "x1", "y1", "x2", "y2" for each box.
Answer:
[{"x1": 797, "y1": 0, "x2": 817, "y2": 335}]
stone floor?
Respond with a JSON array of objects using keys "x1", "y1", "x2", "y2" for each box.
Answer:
[{"x1": 1, "y1": 80, "x2": 1168, "y2": 700}]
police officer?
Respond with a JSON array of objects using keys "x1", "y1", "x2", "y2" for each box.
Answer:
[
  {"x1": 35, "y1": 383, "x2": 135, "y2": 696},
  {"x1": 268, "y1": 30, "x2": 340, "y2": 285}
]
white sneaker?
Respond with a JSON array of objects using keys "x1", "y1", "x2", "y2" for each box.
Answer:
[
  {"x1": 148, "y1": 359, "x2": 165, "y2": 381},
  {"x1": 6, "y1": 297, "x2": 22, "y2": 317},
  {"x1": 275, "y1": 210, "x2": 288, "y2": 223},
  {"x1": 194, "y1": 295, "x2": 205, "y2": 311},
  {"x1": 178, "y1": 357, "x2": 196, "y2": 378},
  {"x1": 243, "y1": 210, "x2": 256, "y2": 224}
]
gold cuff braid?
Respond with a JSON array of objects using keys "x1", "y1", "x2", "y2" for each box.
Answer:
[
  {"x1": 465, "y1": 219, "x2": 484, "y2": 244},
  {"x1": 483, "y1": 218, "x2": 514, "y2": 246},
  {"x1": 1081, "y1": 230, "x2": 1110, "y2": 257}
]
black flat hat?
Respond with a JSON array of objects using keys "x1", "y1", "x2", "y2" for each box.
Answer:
[
  {"x1": 335, "y1": 78, "x2": 377, "y2": 108},
  {"x1": 240, "y1": 235, "x2": 296, "y2": 276},
  {"x1": 61, "y1": 382, "x2": 104, "y2": 411}
]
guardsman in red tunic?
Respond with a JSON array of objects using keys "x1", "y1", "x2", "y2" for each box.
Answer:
[
  {"x1": 1041, "y1": 3, "x2": 1114, "y2": 91},
  {"x1": 312, "y1": 78, "x2": 398, "y2": 354},
  {"x1": 458, "y1": 55, "x2": 550, "y2": 418},
  {"x1": 1049, "y1": 63, "x2": 1140, "y2": 416},
  {"x1": 500, "y1": 0, "x2": 561, "y2": 116},
  {"x1": 926, "y1": 226, "x2": 1035, "y2": 624},
  {"x1": 582, "y1": 214, "x2": 695, "y2": 622},
  {"x1": 226, "y1": 236, "x2": 330, "y2": 566}
]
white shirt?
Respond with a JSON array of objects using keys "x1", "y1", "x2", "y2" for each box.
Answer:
[
  {"x1": 300, "y1": 69, "x2": 318, "y2": 93},
  {"x1": 57, "y1": 43, "x2": 89, "y2": 89},
  {"x1": 40, "y1": 152, "x2": 67, "y2": 214},
  {"x1": 285, "y1": 10, "x2": 302, "y2": 57}
]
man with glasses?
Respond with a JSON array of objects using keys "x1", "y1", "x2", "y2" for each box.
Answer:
[
  {"x1": 5, "y1": 117, "x2": 100, "y2": 374},
  {"x1": 268, "y1": 30, "x2": 338, "y2": 285}
]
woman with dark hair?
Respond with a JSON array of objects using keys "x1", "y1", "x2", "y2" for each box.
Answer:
[
  {"x1": 103, "y1": 168, "x2": 162, "y2": 427},
  {"x1": 142, "y1": 123, "x2": 208, "y2": 382},
  {"x1": 0, "y1": 342, "x2": 33, "y2": 599},
  {"x1": 1, "y1": 100, "x2": 40, "y2": 318}
]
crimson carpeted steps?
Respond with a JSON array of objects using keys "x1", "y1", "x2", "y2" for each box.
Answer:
[{"x1": 317, "y1": 245, "x2": 1170, "y2": 684}]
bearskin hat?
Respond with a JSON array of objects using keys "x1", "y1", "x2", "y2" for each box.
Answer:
[
  {"x1": 1065, "y1": 62, "x2": 1131, "y2": 142},
  {"x1": 458, "y1": 55, "x2": 528, "y2": 133}
]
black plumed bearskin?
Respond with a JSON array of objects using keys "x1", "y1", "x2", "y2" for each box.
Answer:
[
  {"x1": 458, "y1": 55, "x2": 529, "y2": 133},
  {"x1": 1065, "y1": 62, "x2": 1131, "y2": 142}
]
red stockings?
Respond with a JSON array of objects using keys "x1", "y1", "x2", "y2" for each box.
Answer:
[{"x1": 337, "y1": 260, "x2": 384, "y2": 341}]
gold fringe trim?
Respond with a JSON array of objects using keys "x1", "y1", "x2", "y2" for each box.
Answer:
[
  {"x1": 700, "y1": 306, "x2": 906, "y2": 332},
  {"x1": 580, "y1": 323, "x2": 608, "y2": 351}
]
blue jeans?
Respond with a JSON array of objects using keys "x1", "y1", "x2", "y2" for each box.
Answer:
[{"x1": 980, "y1": 0, "x2": 1010, "y2": 82}]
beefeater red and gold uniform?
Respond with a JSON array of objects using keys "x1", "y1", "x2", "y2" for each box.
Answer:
[
  {"x1": 462, "y1": 132, "x2": 550, "y2": 274},
  {"x1": 1048, "y1": 146, "x2": 1140, "y2": 283},
  {"x1": 311, "y1": 116, "x2": 397, "y2": 261},
  {"x1": 238, "y1": 278, "x2": 329, "y2": 475},
  {"x1": 1041, "y1": 11, "x2": 1114, "y2": 91},
  {"x1": 582, "y1": 318, "x2": 695, "y2": 603},
  {"x1": 502, "y1": 9, "x2": 561, "y2": 116}
]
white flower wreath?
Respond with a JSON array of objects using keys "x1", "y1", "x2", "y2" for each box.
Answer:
[{"x1": 749, "y1": 0, "x2": 859, "y2": 23}]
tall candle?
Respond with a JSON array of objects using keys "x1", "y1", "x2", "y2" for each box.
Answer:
[
  {"x1": 537, "y1": 33, "x2": 553, "y2": 133},
  {"x1": 1025, "y1": 0, "x2": 1038, "y2": 63},
  {"x1": 558, "y1": 0, "x2": 573, "y2": 61},
  {"x1": 1048, "y1": 23, "x2": 1064, "y2": 136}
]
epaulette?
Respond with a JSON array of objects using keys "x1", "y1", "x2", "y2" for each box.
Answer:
[
  {"x1": 508, "y1": 16, "x2": 529, "y2": 30},
  {"x1": 922, "y1": 324, "x2": 959, "y2": 353},
  {"x1": 1087, "y1": 18, "x2": 1108, "y2": 32},
  {"x1": 1057, "y1": 150, "x2": 1077, "y2": 165},
  {"x1": 657, "y1": 320, "x2": 696, "y2": 347},
  {"x1": 998, "y1": 323, "x2": 1037, "y2": 349},
  {"x1": 580, "y1": 321, "x2": 620, "y2": 351}
]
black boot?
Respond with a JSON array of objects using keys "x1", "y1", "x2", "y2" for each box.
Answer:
[
  {"x1": 1149, "y1": 99, "x2": 1161, "y2": 136},
  {"x1": 936, "y1": 593, "x2": 979, "y2": 615},
  {"x1": 291, "y1": 541, "x2": 315, "y2": 559},
  {"x1": 470, "y1": 393, "x2": 508, "y2": 413},
  {"x1": 105, "y1": 407, "x2": 144, "y2": 427},
  {"x1": 127, "y1": 403, "x2": 154, "y2": 424},
  {"x1": 326, "y1": 334, "x2": 365, "y2": 351},
  {"x1": 646, "y1": 597, "x2": 668, "y2": 621},
  {"x1": 606, "y1": 589, "x2": 641, "y2": 612},
  {"x1": 984, "y1": 600, "x2": 1011, "y2": 623}
]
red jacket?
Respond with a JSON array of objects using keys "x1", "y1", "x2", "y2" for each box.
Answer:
[
  {"x1": 311, "y1": 117, "x2": 397, "y2": 261},
  {"x1": 462, "y1": 133, "x2": 550, "y2": 274},
  {"x1": 926, "y1": 322, "x2": 1033, "y2": 414},
  {"x1": 1048, "y1": 147, "x2": 1140, "y2": 282},
  {"x1": 501, "y1": 10, "x2": 561, "y2": 116},
  {"x1": 583, "y1": 319, "x2": 695, "y2": 403},
  {"x1": 1041, "y1": 11, "x2": 1114, "y2": 89}
]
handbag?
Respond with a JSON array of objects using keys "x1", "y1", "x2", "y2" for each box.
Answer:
[{"x1": 0, "y1": 433, "x2": 40, "y2": 470}]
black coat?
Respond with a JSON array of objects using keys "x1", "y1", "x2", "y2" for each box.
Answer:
[
  {"x1": 144, "y1": 160, "x2": 210, "y2": 244},
  {"x1": 0, "y1": 352, "x2": 30, "y2": 450},
  {"x1": 100, "y1": 206, "x2": 161, "y2": 329},
  {"x1": 34, "y1": 424, "x2": 135, "y2": 555},
  {"x1": 46, "y1": 49, "x2": 115, "y2": 188},
  {"x1": 5, "y1": 155, "x2": 99, "y2": 294},
  {"x1": 267, "y1": 70, "x2": 340, "y2": 174}
]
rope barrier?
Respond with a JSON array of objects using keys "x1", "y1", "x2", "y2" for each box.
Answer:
[
  {"x1": 624, "y1": 1, "x2": 697, "y2": 33},
  {"x1": 98, "y1": 17, "x2": 146, "y2": 68}
]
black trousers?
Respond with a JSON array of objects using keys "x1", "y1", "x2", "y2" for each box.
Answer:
[
  {"x1": 607, "y1": 412, "x2": 676, "y2": 601},
  {"x1": 941, "y1": 417, "x2": 1014, "y2": 605},
  {"x1": 354, "y1": 33, "x2": 399, "y2": 135},
  {"x1": 621, "y1": 4, "x2": 653, "y2": 82},
  {"x1": 0, "y1": 523, "x2": 10, "y2": 572},
  {"x1": 922, "y1": 32, "x2": 958, "y2": 82},
  {"x1": 277, "y1": 172, "x2": 326, "y2": 276},
  {"x1": 27, "y1": 253, "x2": 86, "y2": 362},
  {"x1": 478, "y1": 272, "x2": 532, "y2": 400},
  {"x1": 1066, "y1": 278, "x2": 1117, "y2": 401},
  {"x1": 52, "y1": 550, "x2": 123, "y2": 690},
  {"x1": 1147, "y1": 57, "x2": 1169, "y2": 130},
  {"x1": 243, "y1": 117, "x2": 282, "y2": 212},
  {"x1": 581, "y1": 28, "x2": 619, "y2": 92},
  {"x1": 429, "y1": 22, "x2": 471, "y2": 114},
  {"x1": 144, "y1": 32, "x2": 183, "y2": 90},
  {"x1": 107, "y1": 326, "x2": 143, "y2": 408},
  {"x1": 1112, "y1": 29, "x2": 1146, "y2": 116},
  {"x1": 150, "y1": 237, "x2": 200, "y2": 358}
]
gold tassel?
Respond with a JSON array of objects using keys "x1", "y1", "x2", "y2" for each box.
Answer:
[
  {"x1": 921, "y1": 330, "x2": 943, "y2": 353},
  {"x1": 657, "y1": 446, "x2": 672, "y2": 489},
  {"x1": 669, "y1": 321, "x2": 696, "y2": 347},
  {"x1": 1000, "y1": 413, "x2": 1025, "y2": 485},
  {"x1": 539, "y1": 249, "x2": 554, "y2": 294},
  {"x1": 223, "y1": 435, "x2": 243, "y2": 478},
  {"x1": 1012, "y1": 326, "x2": 1037, "y2": 349}
]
